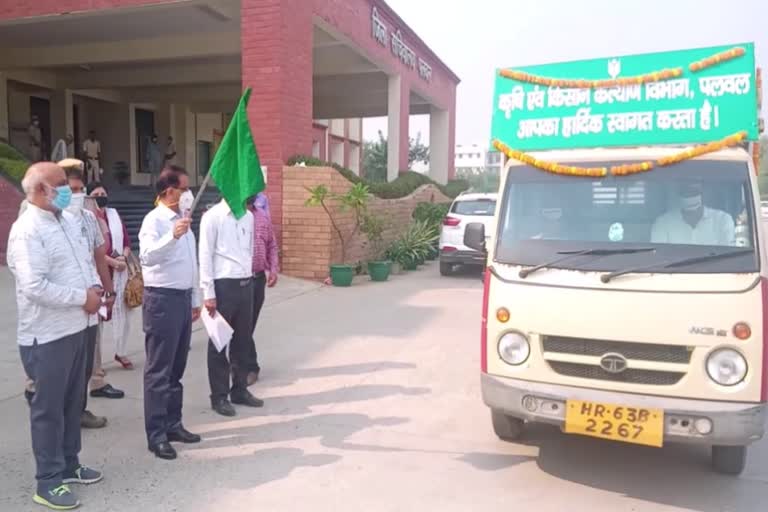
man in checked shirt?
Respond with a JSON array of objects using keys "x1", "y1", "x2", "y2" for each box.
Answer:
[{"x1": 245, "y1": 192, "x2": 278, "y2": 385}]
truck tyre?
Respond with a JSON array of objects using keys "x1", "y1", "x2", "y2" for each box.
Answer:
[
  {"x1": 711, "y1": 445, "x2": 747, "y2": 475},
  {"x1": 440, "y1": 261, "x2": 454, "y2": 276},
  {"x1": 491, "y1": 410, "x2": 524, "y2": 441}
]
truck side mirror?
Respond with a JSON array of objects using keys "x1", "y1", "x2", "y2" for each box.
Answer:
[{"x1": 464, "y1": 222, "x2": 486, "y2": 253}]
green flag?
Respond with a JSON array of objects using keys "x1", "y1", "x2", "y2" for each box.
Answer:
[{"x1": 209, "y1": 88, "x2": 265, "y2": 219}]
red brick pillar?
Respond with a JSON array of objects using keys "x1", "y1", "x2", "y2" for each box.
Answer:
[{"x1": 241, "y1": 0, "x2": 313, "y2": 246}]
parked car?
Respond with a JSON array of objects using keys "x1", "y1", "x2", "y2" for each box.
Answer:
[{"x1": 439, "y1": 192, "x2": 497, "y2": 276}]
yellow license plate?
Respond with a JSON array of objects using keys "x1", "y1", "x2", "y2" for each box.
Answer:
[{"x1": 565, "y1": 400, "x2": 664, "y2": 447}]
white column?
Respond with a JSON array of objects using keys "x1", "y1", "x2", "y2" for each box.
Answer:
[
  {"x1": 387, "y1": 75, "x2": 409, "y2": 182},
  {"x1": 51, "y1": 88, "x2": 74, "y2": 142},
  {"x1": 0, "y1": 73, "x2": 8, "y2": 143},
  {"x1": 430, "y1": 106, "x2": 450, "y2": 185}
]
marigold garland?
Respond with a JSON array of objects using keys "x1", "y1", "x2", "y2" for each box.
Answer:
[
  {"x1": 689, "y1": 47, "x2": 746, "y2": 72},
  {"x1": 492, "y1": 131, "x2": 748, "y2": 178},
  {"x1": 498, "y1": 68, "x2": 683, "y2": 89},
  {"x1": 499, "y1": 46, "x2": 747, "y2": 89}
]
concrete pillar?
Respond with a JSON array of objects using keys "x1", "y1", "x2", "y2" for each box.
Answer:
[
  {"x1": 0, "y1": 73, "x2": 8, "y2": 143},
  {"x1": 387, "y1": 75, "x2": 410, "y2": 182},
  {"x1": 241, "y1": 0, "x2": 314, "y2": 244},
  {"x1": 51, "y1": 88, "x2": 74, "y2": 142},
  {"x1": 429, "y1": 106, "x2": 450, "y2": 185}
]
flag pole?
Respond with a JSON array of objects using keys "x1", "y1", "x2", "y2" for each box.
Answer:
[{"x1": 186, "y1": 171, "x2": 214, "y2": 218}]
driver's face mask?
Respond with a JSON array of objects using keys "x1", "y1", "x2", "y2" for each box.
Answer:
[{"x1": 680, "y1": 194, "x2": 703, "y2": 212}]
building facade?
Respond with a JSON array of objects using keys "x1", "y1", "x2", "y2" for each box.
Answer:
[
  {"x1": 0, "y1": 0, "x2": 459, "y2": 245},
  {"x1": 455, "y1": 143, "x2": 503, "y2": 176}
]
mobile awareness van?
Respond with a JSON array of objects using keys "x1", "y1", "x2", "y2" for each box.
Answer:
[{"x1": 469, "y1": 43, "x2": 766, "y2": 474}]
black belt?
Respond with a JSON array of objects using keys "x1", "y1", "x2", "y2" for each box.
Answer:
[{"x1": 253, "y1": 271, "x2": 266, "y2": 279}]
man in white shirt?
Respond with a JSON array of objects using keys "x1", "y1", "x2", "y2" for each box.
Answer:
[
  {"x1": 82, "y1": 131, "x2": 101, "y2": 184},
  {"x1": 8, "y1": 162, "x2": 104, "y2": 511},
  {"x1": 651, "y1": 183, "x2": 735, "y2": 246},
  {"x1": 200, "y1": 199, "x2": 264, "y2": 417},
  {"x1": 139, "y1": 165, "x2": 202, "y2": 460}
]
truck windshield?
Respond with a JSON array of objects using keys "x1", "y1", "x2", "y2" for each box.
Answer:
[{"x1": 495, "y1": 159, "x2": 759, "y2": 274}]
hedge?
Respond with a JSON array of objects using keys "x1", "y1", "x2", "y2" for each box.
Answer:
[
  {"x1": 286, "y1": 155, "x2": 468, "y2": 199},
  {"x1": 0, "y1": 143, "x2": 28, "y2": 184}
]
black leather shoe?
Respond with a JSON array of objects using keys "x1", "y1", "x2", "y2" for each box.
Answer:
[
  {"x1": 231, "y1": 390, "x2": 264, "y2": 408},
  {"x1": 212, "y1": 399, "x2": 236, "y2": 417},
  {"x1": 168, "y1": 427, "x2": 201, "y2": 444},
  {"x1": 149, "y1": 442, "x2": 177, "y2": 460},
  {"x1": 90, "y1": 384, "x2": 125, "y2": 399}
]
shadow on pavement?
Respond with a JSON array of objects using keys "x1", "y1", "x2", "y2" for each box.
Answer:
[
  {"x1": 262, "y1": 361, "x2": 417, "y2": 388},
  {"x1": 197, "y1": 413, "x2": 411, "y2": 453},
  {"x1": 507, "y1": 424, "x2": 767, "y2": 512},
  {"x1": 260, "y1": 384, "x2": 431, "y2": 416}
]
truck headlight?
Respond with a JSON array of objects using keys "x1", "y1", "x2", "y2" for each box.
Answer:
[
  {"x1": 498, "y1": 332, "x2": 530, "y2": 366},
  {"x1": 706, "y1": 348, "x2": 748, "y2": 386}
]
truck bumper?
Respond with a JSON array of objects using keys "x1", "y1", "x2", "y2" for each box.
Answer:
[
  {"x1": 482, "y1": 373, "x2": 767, "y2": 446},
  {"x1": 440, "y1": 250, "x2": 485, "y2": 266}
]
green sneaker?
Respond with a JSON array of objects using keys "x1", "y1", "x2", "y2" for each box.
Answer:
[
  {"x1": 33, "y1": 484, "x2": 79, "y2": 510},
  {"x1": 63, "y1": 465, "x2": 103, "y2": 485}
]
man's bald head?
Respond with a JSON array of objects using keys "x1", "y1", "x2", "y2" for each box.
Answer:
[{"x1": 22, "y1": 162, "x2": 67, "y2": 211}]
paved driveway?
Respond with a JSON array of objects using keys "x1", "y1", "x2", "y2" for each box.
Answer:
[{"x1": 0, "y1": 265, "x2": 766, "y2": 511}]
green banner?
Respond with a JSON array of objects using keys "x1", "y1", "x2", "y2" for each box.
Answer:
[{"x1": 490, "y1": 43, "x2": 758, "y2": 151}]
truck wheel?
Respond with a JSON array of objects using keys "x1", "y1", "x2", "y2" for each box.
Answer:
[
  {"x1": 491, "y1": 410, "x2": 524, "y2": 441},
  {"x1": 711, "y1": 445, "x2": 747, "y2": 475},
  {"x1": 440, "y1": 261, "x2": 455, "y2": 276}
]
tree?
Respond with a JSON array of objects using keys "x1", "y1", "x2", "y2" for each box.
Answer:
[
  {"x1": 456, "y1": 167, "x2": 500, "y2": 193},
  {"x1": 363, "y1": 131, "x2": 430, "y2": 182}
]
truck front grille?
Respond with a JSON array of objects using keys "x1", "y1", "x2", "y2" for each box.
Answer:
[
  {"x1": 547, "y1": 361, "x2": 685, "y2": 386},
  {"x1": 542, "y1": 336, "x2": 692, "y2": 364}
]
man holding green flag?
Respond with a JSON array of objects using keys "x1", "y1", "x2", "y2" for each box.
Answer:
[{"x1": 198, "y1": 88, "x2": 268, "y2": 416}]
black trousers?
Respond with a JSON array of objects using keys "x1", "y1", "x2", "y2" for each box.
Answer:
[
  {"x1": 82, "y1": 324, "x2": 98, "y2": 413},
  {"x1": 19, "y1": 329, "x2": 87, "y2": 492},
  {"x1": 246, "y1": 273, "x2": 266, "y2": 373},
  {"x1": 208, "y1": 278, "x2": 254, "y2": 401},
  {"x1": 143, "y1": 287, "x2": 192, "y2": 446}
]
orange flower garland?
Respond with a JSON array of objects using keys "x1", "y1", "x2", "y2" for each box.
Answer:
[
  {"x1": 498, "y1": 68, "x2": 683, "y2": 89},
  {"x1": 492, "y1": 140, "x2": 607, "y2": 177},
  {"x1": 492, "y1": 131, "x2": 748, "y2": 178},
  {"x1": 499, "y1": 46, "x2": 747, "y2": 89},
  {"x1": 689, "y1": 47, "x2": 746, "y2": 72}
]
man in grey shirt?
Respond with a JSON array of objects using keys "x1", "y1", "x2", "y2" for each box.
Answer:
[{"x1": 8, "y1": 162, "x2": 105, "y2": 510}]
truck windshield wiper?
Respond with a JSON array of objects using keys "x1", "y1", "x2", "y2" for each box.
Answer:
[
  {"x1": 518, "y1": 248, "x2": 656, "y2": 279},
  {"x1": 600, "y1": 248, "x2": 753, "y2": 283}
]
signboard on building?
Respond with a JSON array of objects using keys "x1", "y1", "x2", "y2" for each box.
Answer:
[
  {"x1": 372, "y1": 7, "x2": 432, "y2": 83},
  {"x1": 491, "y1": 43, "x2": 759, "y2": 151}
]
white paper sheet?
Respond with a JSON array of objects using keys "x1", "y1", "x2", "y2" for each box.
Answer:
[{"x1": 201, "y1": 309, "x2": 234, "y2": 352}]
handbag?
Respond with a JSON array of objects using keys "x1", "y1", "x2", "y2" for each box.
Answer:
[{"x1": 124, "y1": 252, "x2": 144, "y2": 308}]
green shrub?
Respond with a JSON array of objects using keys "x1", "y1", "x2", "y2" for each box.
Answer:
[
  {"x1": 287, "y1": 154, "x2": 468, "y2": 199},
  {"x1": 0, "y1": 157, "x2": 27, "y2": 183},
  {"x1": 412, "y1": 202, "x2": 450, "y2": 225},
  {"x1": 386, "y1": 220, "x2": 439, "y2": 266},
  {"x1": 0, "y1": 143, "x2": 26, "y2": 162}
]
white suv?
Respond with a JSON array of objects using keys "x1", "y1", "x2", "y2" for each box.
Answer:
[{"x1": 439, "y1": 192, "x2": 497, "y2": 276}]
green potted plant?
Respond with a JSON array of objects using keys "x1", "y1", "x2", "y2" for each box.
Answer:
[
  {"x1": 361, "y1": 212, "x2": 390, "y2": 282},
  {"x1": 305, "y1": 182, "x2": 369, "y2": 287},
  {"x1": 385, "y1": 241, "x2": 405, "y2": 275}
]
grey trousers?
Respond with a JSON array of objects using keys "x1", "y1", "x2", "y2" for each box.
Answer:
[
  {"x1": 143, "y1": 287, "x2": 192, "y2": 446},
  {"x1": 19, "y1": 329, "x2": 87, "y2": 492}
]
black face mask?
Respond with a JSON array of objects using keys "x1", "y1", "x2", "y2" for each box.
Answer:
[{"x1": 95, "y1": 196, "x2": 108, "y2": 208}]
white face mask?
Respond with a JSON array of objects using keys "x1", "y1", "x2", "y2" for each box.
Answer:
[
  {"x1": 66, "y1": 193, "x2": 85, "y2": 214},
  {"x1": 680, "y1": 194, "x2": 703, "y2": 212},
  {"x1": 179, "y1": 190, "x2": 194, "y2": 214}
]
